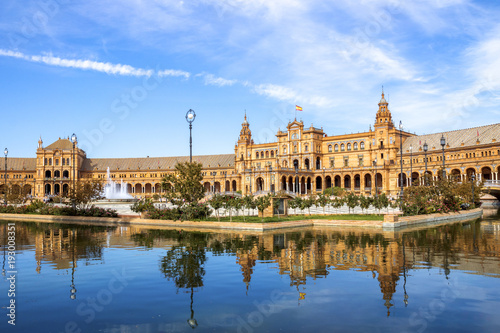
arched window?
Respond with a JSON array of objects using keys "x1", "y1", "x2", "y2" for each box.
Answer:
[
  {"x1": 283, "y1": 146, "x2": 287, "y2": 154},
  {"x1": 347, "y1": 143, "x2": 351, "y2": 151},
  {"x1": 341, "y1": 144, "x2": 345, "y2": 151},
  {"x1": 266, "y1": 151, "x2": 269, "y2": 158},
  {"x1": 334, "y1": 144, "x2": 339, "y2": 152},
  {"x1": 256, "y1": 152, "x2": 259, "y2": 158},
  {"x1": 305, "y1": 144, "x2": 309, "y2": 152},
  {"x1": 261, "y1": 152, "x2": 264, "y2": 158},
  {"x1": 353, "y1": 142, "x2": 358, "y2": 150},
  {"x1": 360, "y1": 142, "x2": 365, "y2": 149},
  {"x1": 328, "y1": 145, "x2": 332, "y2": 152},
  {"x1": 271, "y1": 151, "x2": 274, "y2": 158}
]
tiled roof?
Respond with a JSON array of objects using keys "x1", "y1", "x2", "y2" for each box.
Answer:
[
  {"x1": 6, "y1": 158, "x2": 36, "y2": 171},
  {"x1": 45, "y1": 138, "x2": 74, "y2": 150},
  {"x1": 402, "y1": 123, "x2": 500, "y2": 153},
  {"x1": 82, "y1": 154, "x2": 235, "y2": 171}
]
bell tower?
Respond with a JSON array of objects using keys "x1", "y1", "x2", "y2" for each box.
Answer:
[
  {"x1": 238, "y1": 113, "x2": 252, "y2": 144},
  {"x1": 374, "y1": 91, "x2": 394, "y2": 129}
]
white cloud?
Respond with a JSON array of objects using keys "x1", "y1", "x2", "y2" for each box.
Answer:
[
  {"x1": 0, "y1": 49, "x2": 153, "y2": 77},
  {"x1": 157, "y1": 69, "x2": 191, "y2": 78},
  {"x1": 202, "y1": 73, "x2": 237, "y2": 86}
]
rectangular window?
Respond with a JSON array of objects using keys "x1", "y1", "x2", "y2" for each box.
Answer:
[
  {"x1": 343, "y1": 156, "x2": 349, "y2": 167},
  {"x1": 358, "y1": 155, "x2": 364, "y2": 166},
  {"x1": 329, "y1": 157, "x2": 334, "y2": 168},
  {"x1": 55, "y1": 159, "x2": 59, "y2": 166}
]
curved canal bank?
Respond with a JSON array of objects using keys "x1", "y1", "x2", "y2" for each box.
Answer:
[{"x1": 0, "y1": 208, "x2": 483, "y2": 231}]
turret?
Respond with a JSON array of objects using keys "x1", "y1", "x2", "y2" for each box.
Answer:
[{"x1": 374, "y1": 91, "x2": 394, "y2": 129}]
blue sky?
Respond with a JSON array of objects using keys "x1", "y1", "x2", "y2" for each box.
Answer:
[{"x1": 1, "y1": 0, "x2": 499, "y2": 158}]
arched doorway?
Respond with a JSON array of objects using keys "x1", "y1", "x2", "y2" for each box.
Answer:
[
  {"x1": 304, "y1": 158, "x2": 310, "y2": 170},
  {"x1": 354, "y1": 174, "x2": 361, "y2": 190},
  {"x1": 316, "y1": 176, "x2": 322, "y2": 191},
  {"x1": 344, "y1": 175, "x2": 351, "y2": 190},
  {"x1": 375, "y1": 173, "x2": 382, "y2": 191},
  {"x1": 301, "y1": 176, "x2": 306, "y2": 194},
  {"x1": 256, "y1": 177, "x2": 264, "y2": 191},
  {"x1": 214, "y1": 182, "x2": 221, "y2": 193},
  {"x1": 293, "y1": 159, "x2": 299, "y2": 171},
  {"x1": 334, "y1": 175, "x2": 341, "y2": 187},
  {"x1": 364, "y1": 174, "x2": 372, "y2": 189},
  {"x1": 450, "y1": 169, "x2": 461, "y2": 182},
  {"x1": 225, "y1": 180, "x2": 230, "y2": 192},
  {"x1": 466, "y1": 168, "x2": 476, "y2": 181},
  {"x1": 325, "y1": 176, "x2": 332, "y2": 188},
  {"x1": 145, "y1": 183, "x2": 152, "y2": 194},
  {"x1": 281, "y1": 176, "x2": 287, "y2": 190},
  {"x1": 481, "y1": 166, "x2": 492, "y2": 181},
  {"x1": 204, "y1": 182, "x2": 210, "y2": 193},
  {"x1": 411, "y1": 172, "x2": 420, "y2": 186},
  {"x1": 63, "y1": 170, "x2": 69, "y2": 178},
  {"x1": 316, "y1": 157, "x2": 321, "y2": 170},
  {"x1": 45, "y1": 184, "x2": 51, "y2": 195},
  {"x1": 307, "y1": 177, "x2": 312, "y2": 193},
  {"x1": 45, "y1": 170, "x2": 51, "y2": 178},
  {"x1": 397, "y1": 173, "x2": 407, "y2": 187},
  {"x1": 232, "y1": 180, "x2": 237, "y2": 191},
  {"x1": 54, "y1": 183, "x2": 60, "y2": 195},
  {"x1": 63, "y1": 184, "x2": 69, "y2": 196}
]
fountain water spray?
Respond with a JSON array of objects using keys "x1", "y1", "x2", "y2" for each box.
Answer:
[{"x1": 103, "y1": 167, "x2": 134, "y2": 199}]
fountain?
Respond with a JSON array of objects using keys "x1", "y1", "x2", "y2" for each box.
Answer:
[{"x1": 102, "y1": 167, "x2": 136, "y2": 202}]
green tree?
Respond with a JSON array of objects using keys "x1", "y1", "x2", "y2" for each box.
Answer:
[
  {"x1": 243, "y1": 195, "x2": 256, "y2": 219},
  {"x1": 131, "y1": 197, "x2": 154, "y2": 217},
  {"x1": 358, "y1": 195, "x2": 372, "y2": 214},
  {"x1": 68, "y1": 180, "x2": 105, "y2": 210},
  {"x1": 331, "y1": 197, "x2": 344, "y2": 214},
  {"x1": 301, "y1": 196, "x2": 315, "y2": 216},
  {"x1": 162, "y1": 162, "x2": 204, "y2": 207},
  {"x1": 232, "y1": 197, "x2": 244, "y2": 220},
  {"x1": 254, "y1": 194, "x2": 272, "y2": 222},
  {"x1": 209, "y1": 194, "x2": 224, "y2": 222},
  {"x1": 316, "y1": 193, "x2": 330, "y2": 214},
  {"x1": 289, "y1": 196, "x2": 303, "y2": 215},
  {"x1": 323, "y1": 186, "x2": 345, "y2": 197},
  {"x1": 345, "y1": 192, "x2": 359, "y2": 214}
]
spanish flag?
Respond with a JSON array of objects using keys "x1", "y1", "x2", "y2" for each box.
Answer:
[{"x1": 295, "y1": 105, "x2": 303, "y2": 111}]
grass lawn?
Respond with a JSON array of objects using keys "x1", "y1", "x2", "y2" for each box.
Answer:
[{"x1": 196, "y1": 214, "x2": 384, "y2": 223}]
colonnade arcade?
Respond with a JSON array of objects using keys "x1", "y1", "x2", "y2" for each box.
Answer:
[{"x1": 396, "y1": 164, "x2": 500, "y2": 187}]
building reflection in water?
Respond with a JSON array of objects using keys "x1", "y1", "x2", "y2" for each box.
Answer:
[{"x1": 2, "y1": 219, "x2": 500, "y2": 318}]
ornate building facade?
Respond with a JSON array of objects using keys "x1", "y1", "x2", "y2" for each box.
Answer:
[{"x1": 1, "y1": 93, "x2": 500, "y2": 199}]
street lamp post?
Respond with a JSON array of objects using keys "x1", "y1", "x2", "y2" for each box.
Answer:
[
  {"x1": 323, "y1": 167, "x2": 326, "y2": 193},
  {"x1": 399, "y1": 121, "x2": 404, "y2": 208},
  {"x1": 423, "y1": 142, "x2": 428, "y2": 186},
  {"x1": 185, "y1": 109, "x2": 196, "y2": 163},
  {"x1": 212, "y1": 172, "x2": 216, "y2": 194},
  {"x1": 471, "y1": 173, "x2": 475, "y2": 207},
  {"x1": 270, "y1": 166, "x2": 274, "y2": 193},
  {"x1": 409, "y1": 145, "x2": 413, "y2": 186},
  {"x1": 440, "y1": 134, "x2": 446, "y2": 180},
  {"x1": 4, "y1": 148, "x2": 7, "y2": 206},
  {"x1": 71, "y1": 133, "x2": 77, "y2": 210},
  {"x1": 249, "y1": 167, "x2": 252, "y2": 194},
  {"x1": 373, "y1": 158, "x2": 378, "y2": 197}
]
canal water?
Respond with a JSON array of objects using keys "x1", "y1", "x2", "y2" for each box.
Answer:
[{"x1": 1, "y1": 210, "x2": 500, "y2": 333}]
